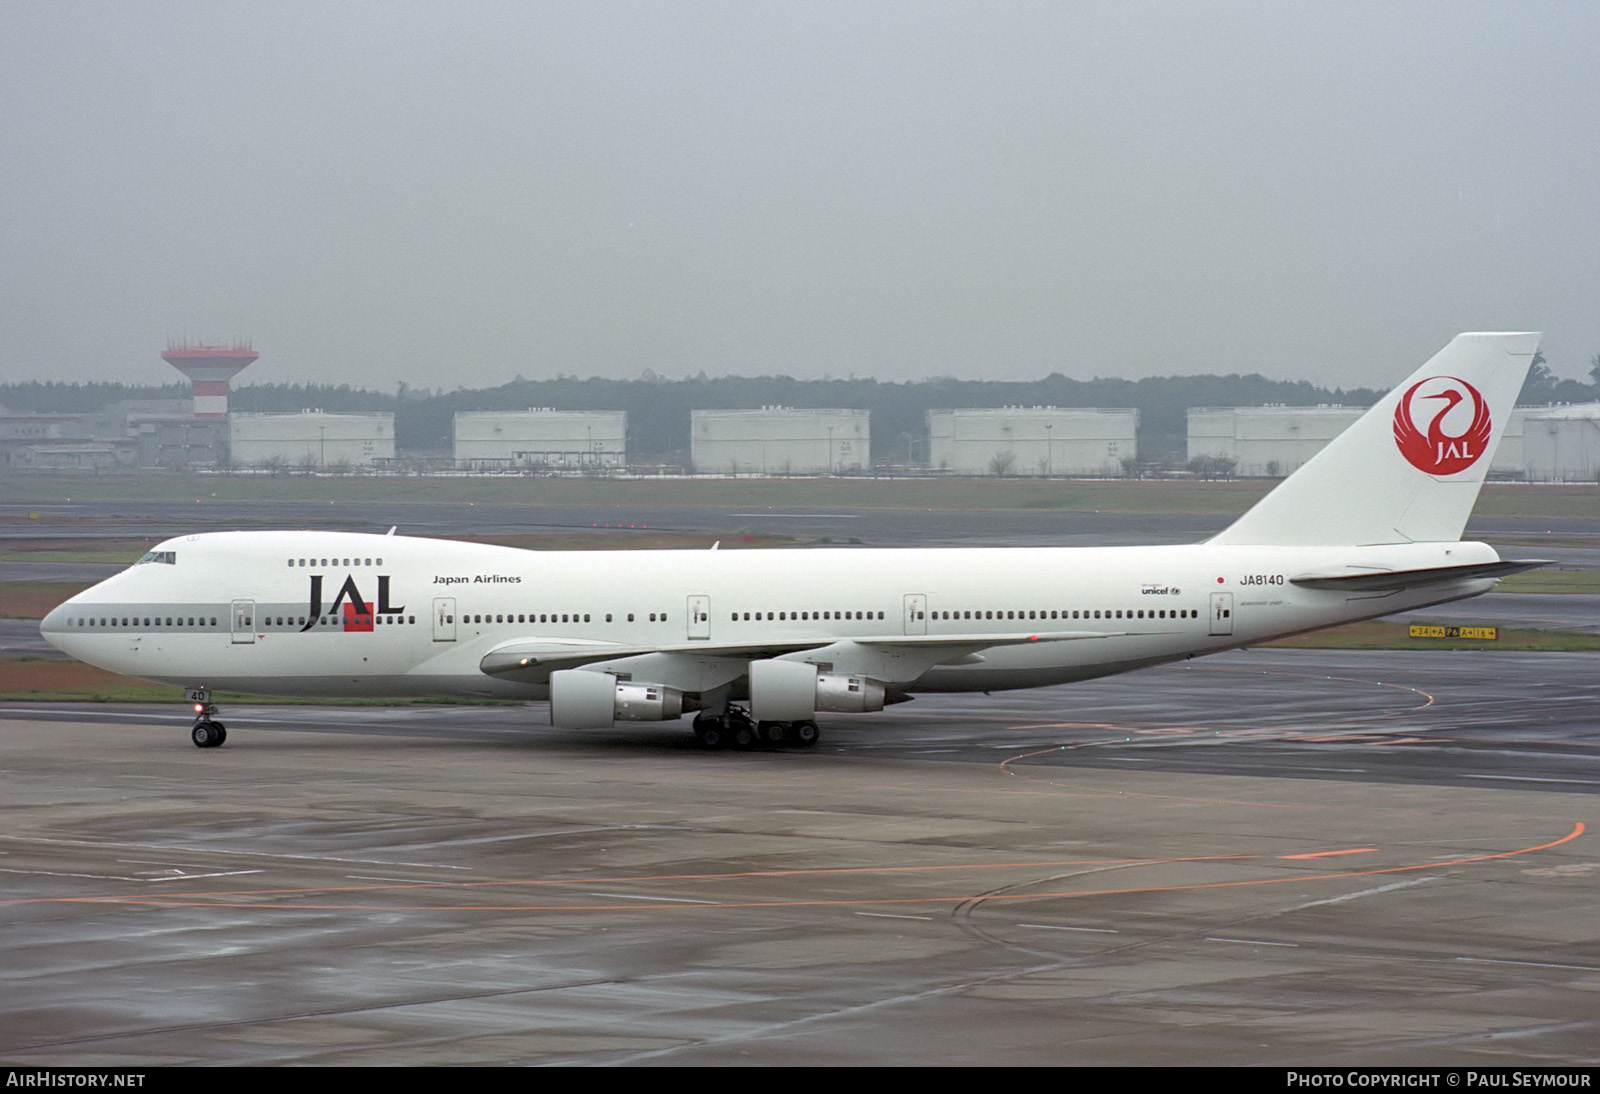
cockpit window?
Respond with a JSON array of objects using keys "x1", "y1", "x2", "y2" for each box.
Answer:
[{"x1": 135, "y1": 550, "x2": 177, "y2": 565}]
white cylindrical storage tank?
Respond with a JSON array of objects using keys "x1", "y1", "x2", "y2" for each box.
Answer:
[
  {"x1": 229, "y1": 411, "x2": 395, "y2": 469},
  {"x1": 1186, "y1": 405, "x2": 1365, "y2": 477},
  {"x1": 453, "y1": 410, "x2": 627, "y2": 469},
  {"x1": 1509, "y1": 403, "x2": 1600, "y2": 481},
  {"x1": 691, "y1": 408, "x2": 869, "y2": 475},
  {"x1": 926, "y1": 407, "x2": 1137, "y2": 475}
]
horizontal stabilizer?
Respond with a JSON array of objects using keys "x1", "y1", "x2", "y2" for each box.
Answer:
[{"x1": 1289, "y1": 559, "x2": 1551, "y2": 592}]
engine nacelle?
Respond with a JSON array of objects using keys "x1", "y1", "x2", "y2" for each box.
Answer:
[
  {"x1": 549, "y1": 669, "x2": 685, "y2": 729},
  {"x1": 816, "y1": 672, "x2": 886, "y2": 714},
  {"x1": 748, "y1": 659, "x2": 886, "y2": 721}
]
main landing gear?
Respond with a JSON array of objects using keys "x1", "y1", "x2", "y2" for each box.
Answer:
[
  {"x1": 691, "y1": 707, "x2": 819, "y2": 751},
  {"x1": 187, "y1": 688, "x2": 226, "y2": 749}
]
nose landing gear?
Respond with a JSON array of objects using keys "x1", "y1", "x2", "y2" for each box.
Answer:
[{"x1": 187, "y1": 687, "x2": 226, "y2": 749}]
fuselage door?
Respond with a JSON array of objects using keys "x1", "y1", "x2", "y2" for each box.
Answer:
[
  {"x1": 903, "y1": 593, "x2": 928, "y2": 636},
  {"x1": 433, "y1": 597, "x2": 457, "y2": 642},
  {"x1": 1209, "y1": 592, "x2": 1234, "y2": 636},
  {"x1": 687, "y1": 594, "x2": 711, "y2": 641},
  {"x1": 231, "y1": 599, "x2": 256, "y2": 644}
]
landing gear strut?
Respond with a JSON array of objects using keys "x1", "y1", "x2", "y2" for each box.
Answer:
[
  {"x1": 187, "y1": 687, "x2": 226, "y2": 749},
  {"x1": 692, "y1": 707, "x2": 819, "y2": 751}
]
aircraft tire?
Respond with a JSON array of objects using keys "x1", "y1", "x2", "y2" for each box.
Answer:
[
  {"x1": 696, "y1": 723, "x2": 727, "y2": 750},
  {"x1": 794, "y1": 720, "x2": 820, "y2": 746},
  {"x1": 191, "y1": 722, "x2": 223, "y2": 749}
]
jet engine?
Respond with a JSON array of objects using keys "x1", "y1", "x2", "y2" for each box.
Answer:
[
  {"x1": 549, "y1": 669, "x2": 687, "y2": 729},
  {"x1": 747, "y1": 659, "x2": 886, "y2": 722}
]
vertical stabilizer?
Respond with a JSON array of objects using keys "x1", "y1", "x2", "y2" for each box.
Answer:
[{"x1": 1210, "y1": 332, "x2": 1540, "y2": 546}]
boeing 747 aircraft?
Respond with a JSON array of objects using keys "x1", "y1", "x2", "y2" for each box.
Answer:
[{"x1": 41, "y1": 332, "x2": 1545, "y2": 749}]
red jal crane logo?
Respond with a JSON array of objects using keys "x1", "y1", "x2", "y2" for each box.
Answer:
[{"x1": 1392, "y1": 376, "x2": 1492, "y2": 475}]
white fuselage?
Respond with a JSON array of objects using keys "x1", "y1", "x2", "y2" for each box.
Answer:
[{"x1": 40, "y1": 530, "x2": 1501, "y2": 702}]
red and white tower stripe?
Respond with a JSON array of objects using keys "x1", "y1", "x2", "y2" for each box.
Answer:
[{"x1": 160, "y1": 344, "x2": 259, "y2": 418}]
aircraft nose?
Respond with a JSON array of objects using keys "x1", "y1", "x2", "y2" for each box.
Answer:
[{"x1": 39, "y1": 603, "x2": 70, "y2": 651}]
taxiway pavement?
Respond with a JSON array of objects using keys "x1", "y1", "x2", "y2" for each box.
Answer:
[{"x1": 2, "y1": 648, "x2": 1595, "y2": 1066}]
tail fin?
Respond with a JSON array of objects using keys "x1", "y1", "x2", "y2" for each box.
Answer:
[{"x1": 1210, "y1": 332, "x2": 1540, "y2": 547}]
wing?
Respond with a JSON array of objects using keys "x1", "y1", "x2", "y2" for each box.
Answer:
[
  {"x1": 478, "y1": 637, "x2": 832, "y2": 679},
  {"x1": 477, "y1": 629, "x2": 1139, "y2": 684}
]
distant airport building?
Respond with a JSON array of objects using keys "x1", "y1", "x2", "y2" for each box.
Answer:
[
  {"x1": 1, "y1": 402, "x2": 225, "y2": 468},
  {"x1": 691, "y1": 408, "x2": 869, "y2": 475},
  {"x1": 927, "y1": 407, "x2": 1138, "y2": 476},
  {"x1": 1186, "y1": 406, "x2": 1365, "y2": 477},
  {"x1": 0, "y1": 413, "x2": 93, "y2": 445},
  {"x1": 106, "y1": 400, "x2": 228, "y2": 467},
  {"x1": 231, "y1": 411, "x2": 395, "y2": 469},
  {"x1": 0, "y1": 413, "x2": 100, "y2": 467},
  {"x1": 453, "y1": 410, "x2": 627, "y2": 469},
  {"x1": 3, "y1": 441, "x2": 117, "y2": 470},
  {"x1": 1495, "y1": 403, "x2": 1600, "y2": 481}
]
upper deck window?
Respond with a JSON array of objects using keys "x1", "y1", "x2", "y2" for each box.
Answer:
[{"x1": 135, "y1": 550, "x2": 176, "y2": 565}]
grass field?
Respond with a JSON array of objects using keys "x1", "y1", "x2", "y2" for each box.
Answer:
[
  {"x1": 1495, "y1": 568, "x2": 1600, "y2": 594},
  {"x1": 0, "y1": 537, "x2": 164, "y2": 564},
  {"x1": 4, "y1": 469, "x2": 1595, "y2": 519},
  {"x1": 0, "y1": 658, "x2": 193, "y2": 702},
  {"x1": 3, "y1": 583, "x2": 90, "y2": 618}
]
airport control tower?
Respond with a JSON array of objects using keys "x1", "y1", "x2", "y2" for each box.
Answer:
[{"x1": 161, "y1": 342, "x2": 259, "y2": 418}]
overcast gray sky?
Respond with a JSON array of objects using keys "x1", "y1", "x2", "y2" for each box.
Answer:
[{"x1": 2, "y1": 1, "x2": 1595, "y2": 392}]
